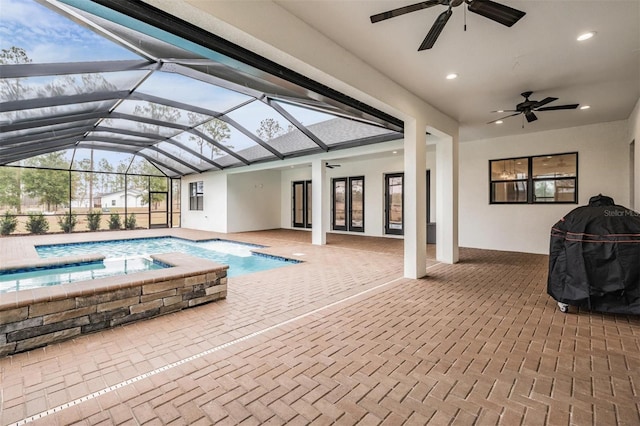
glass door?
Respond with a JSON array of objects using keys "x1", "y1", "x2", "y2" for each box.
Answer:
[
  {"x1": 385, "y1": 173, "x2": 403, "y2": 235},
  {"x1": 149, "y1": 191, "x2": 168, "y2": 228},
  {"x1": 292, "y1": 180, "x2": 312, "y2": 228}
]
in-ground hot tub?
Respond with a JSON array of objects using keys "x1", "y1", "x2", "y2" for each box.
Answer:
[{"x1": 0, "y1": 252, "x2": 228, "y2": 356}]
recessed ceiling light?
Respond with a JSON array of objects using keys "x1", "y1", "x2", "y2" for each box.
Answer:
[
  {"x1": 580, "y1": 105, "x2": 591, "y2": 110},
  {"x1": 392, "y1": 150, "x2": 398, "y2": 154},
  {"x1": 446, "y1": 73, "x2": 458, "y2": 80},
  {"x1": 577, "y1": 31, "x2": 596, "y2": 41},
  {"x1": 497, "y1": 110, "x2": 504, "y2": 113},
  {"x1": 495, "y1": 120, "x2": 503, "y2": 124}
]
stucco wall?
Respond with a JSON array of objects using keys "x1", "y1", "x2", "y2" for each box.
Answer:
[
  {"x1": 227, "y1": 170, "x2": 281, "y2": 233},
  {"x1": 459, "y1": 120, "x2": 630, "y2": 254}
]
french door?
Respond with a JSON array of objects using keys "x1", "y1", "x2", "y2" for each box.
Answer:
[
  {"x1": 385, "y1": 173, "x2": 404, "y2": 235},
  {"x1": 292, "y1": 180, "x2": 312, "y2": 228},
  {"x1": 332, "y1": 176, "x2": 364, "y2": 232}
]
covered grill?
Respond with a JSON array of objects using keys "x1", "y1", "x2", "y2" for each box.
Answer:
[{"x1": 547, "y1": 195, "x2": 640, "y2": 314}]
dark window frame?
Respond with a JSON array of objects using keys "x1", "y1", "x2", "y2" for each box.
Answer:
[
  {"x1": 489, "y1": 152, "x2": 578, "y2": 204},
  {"x1": 292, "y1": 180, "x2": 312, "y2": 228},
  {"x1": 332, "y1": 176, "x2": 365, "y2": 232},
  {"x1": 189, "y1": 181, "x2": 203, "y2": 210},
  {"x1": 385, "y1": 172, "x2": 404, "y2": 235}
]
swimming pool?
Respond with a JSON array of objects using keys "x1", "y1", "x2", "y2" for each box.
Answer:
[
  {"x1": 0, "y1": 257, "x2": 166, "y2": 294},
  {"x1": 36, "y1": 237, "x2": 297, "y2": 278}
]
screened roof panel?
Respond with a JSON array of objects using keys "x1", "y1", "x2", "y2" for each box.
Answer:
[
  {"x1": 0, "y1": 71, "x2": 148, "y2": 102},
  {"x1": 86, "y1": 131, "x2": 156, "y2": 144},
  {"x1": 0, "y1": 120, "x2": 96, "y2": 141},
  {"x1": 193, "y1": 118, "x2": 271, "y2": 159},
  {"x1": 0, "y1": 0, "x2": 403, "y2": 176},
  {"x1": 96, "y1": 118, "x2": 183, "y2": 138},
  {"x1": 128, "y1": 156, "x2": 166, "y2": 176},
  {"x1": 112, "y1": 99, "x2": 208, "y2": 127},
  {"x1": 274, "y1": 100, "x2": 400, "y2": 146},
  {"x1": 155, "y1": 141, "x2": 214, "y2": 171},
  {"x1": 215, "y1": 154, "x2": 244, "y2": 168},
  {"x1": 78, "y1": 141, "x2": 137, "y2": 155},
  {"x1": 0, "y1": 100, "x2": 117, "y2": 125},
  {"x1": 138, "y1": 147, "x2": 193, "y2": 175},
  {"x1": 70, "y1": 147, "x2": 132, "y2": 173},
  {"x1": 310, "y1": 118, "x2": 397, "y2": 147},
  {"x1": 16, "y1": 148, "x2": 74, "y2": 168},
  {"x1": 135, "y1": 71, "x2": 253, "y2": 114}
]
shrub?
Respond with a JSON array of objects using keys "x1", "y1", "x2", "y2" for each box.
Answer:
[
  {"x1": 26, "y1": 212, "x2": 49, "y2": 234},
  {"x1": 87, "y1": 210, "x2": 102, "y2": 231},
  {"x1": 57, "y1": 212, "x2": 77, "y2": 233},
  {"x1": 0, "y1": 211, "x2": 18, "y2": 236},
  {"x1": 108, "y1": 213, "x2": 122, "y2": 230},
  {"x1": 125, "y1": 213, "x2": 137, "y2": 230}
]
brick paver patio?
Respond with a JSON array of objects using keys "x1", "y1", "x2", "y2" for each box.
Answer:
[{"x1": 1, "y1": 229, "x2": 639, "y2": 425}]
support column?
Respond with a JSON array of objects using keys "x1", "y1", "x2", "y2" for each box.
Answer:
[
  {"x1": 311, "y1": 158, "x2": 327, "y2": 245},
  {"x1": 404, "y1": 117, "x2": 427, "y2": 279},
  {"x1": 436, "y1": 134, "x2": 459, "y2": 263}
]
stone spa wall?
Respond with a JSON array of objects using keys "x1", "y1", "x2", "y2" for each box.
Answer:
[{"x1": 0, "y1": 252, "x2": 227, "y2": 356}]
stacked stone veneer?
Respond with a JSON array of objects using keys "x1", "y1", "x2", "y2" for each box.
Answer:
[{"x1": 0, "y1": 252, "x2": 227, "y2": 356}]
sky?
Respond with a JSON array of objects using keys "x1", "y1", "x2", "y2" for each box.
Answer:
[{"x1": 0, "y1": 0, "x2": 138, "y2": 63}]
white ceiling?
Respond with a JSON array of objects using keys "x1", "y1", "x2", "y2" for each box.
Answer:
[{"x1": 274, "y1": 0, "x2": 640, "y2": 142}]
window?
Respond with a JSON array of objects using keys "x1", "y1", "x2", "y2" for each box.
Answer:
[
  {"x1": 292, "y1": 180, "x2": 312, "y2": 228},
  {"x1": 385, "y1": 173, "x2": 403, "y2": 235},
  {"x1": 111, "y1": 199, "x2": 116, "y2": 207},
  {"x1": 189, "y1": 181, "x2": 203, "y2": 210},
  {"x1": 332, "y1": 176, "x2": 364, "y2": 232},
  {"x1": 490, "y1": 152, "x2": 577, "y2": 204}
]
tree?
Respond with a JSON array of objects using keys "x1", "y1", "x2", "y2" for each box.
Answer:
[
  {"x1": 188, "y1": 114, "x2": 232, "y2": 158},
  {"x1": 0, "y1": 46, "x2": 31, "y2": 64},
  {"x1": 134, "y1": 102, "x2": 181, "y2": 135},
  {"x1": 0, "y1": 167, "x2": 22, "y2": 212},
  {"x1": 256, "y1": 118, "x2": 295, "y2": 141},
  {"x1": 22, "y1": 152, "x2": 71, "y2": 211},
  {"x1": 97, "y1": 158, "x2": 115, "y2": 194},
  {"x1": 0, "y1": 47, "x2": 33, "y2": 123}
]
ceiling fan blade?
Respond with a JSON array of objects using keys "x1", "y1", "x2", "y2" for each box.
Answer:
[
  {"x1": 370, "y1": 0, "x2": 441, "y2": 23},
  {"x1": 531, "y1": 97, "x2": 558, "y2": 109},
  {"x1": 418, "y1": 8, "x2": 452, "y2": 50},
  {"x1": 487, "y1": 112, "x2": 520, "y2": 124},
  {"x1": 467, "y1": 0, "x2": 526, "y2": 27},
  {"x1": 525, "y1": 111, "x2": 538, "y2": 122},
  {"x1": 537, "y1": 104, "x2": 580, "y2": 111}
]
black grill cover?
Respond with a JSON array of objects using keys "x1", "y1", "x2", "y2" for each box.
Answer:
[{"x1": 547, "y1": 194, "x2": 640, "y2": 314}]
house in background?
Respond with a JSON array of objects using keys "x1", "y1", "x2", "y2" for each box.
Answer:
[{"x1": 100, "y1": 189, "x2": 145, "y2": 210}]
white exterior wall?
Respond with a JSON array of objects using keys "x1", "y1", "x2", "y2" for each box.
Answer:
[
  {"x1": 459, "y1": 120, "x2": 630, "y2": 254},
  {"x1": 181, "y1": 172, "x2": 228, "y2": 232},
  {"x1": 279, "y1": 148, "x2": 437, "y2": 237},
  {"x1": 227, "y1": 170, "x2": 281, "y2": 232},
  {"x1": 100, "y1": 192, "x2": 144, "y2": 208}
]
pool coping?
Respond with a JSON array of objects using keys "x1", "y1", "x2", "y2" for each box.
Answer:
[
  {"x1": 0, "y1": 250, "x2": 230, "y2": 356},
  {"x1": 0, "y1": 252, "x2": 228, "y2": 311}
]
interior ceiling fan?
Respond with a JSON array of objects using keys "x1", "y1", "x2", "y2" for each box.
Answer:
[
  {"x1": 370, "y1": 0, "x2": 526, "y2": 50},
  {"x1": 488, "y1": 91, "x2": 580, "y2": 124},
  {"x1": 325, "y1": 162, "x2": 341, "y2": 169}
]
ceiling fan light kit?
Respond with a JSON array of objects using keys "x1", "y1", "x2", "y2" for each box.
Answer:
[{"x1": 370, "y1": 0, "x2": 526, "y2": 50}]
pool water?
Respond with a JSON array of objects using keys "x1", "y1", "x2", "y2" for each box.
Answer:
[
  {"x1": 36, "y1": 237, "x2": 296, "y2": 278},
  {"x1": 0, "y1": 257, "x2": 165, "y2": 294}
]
